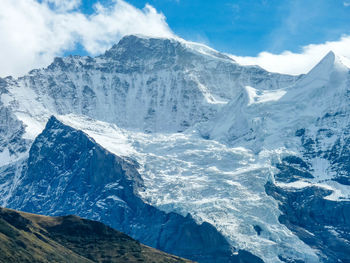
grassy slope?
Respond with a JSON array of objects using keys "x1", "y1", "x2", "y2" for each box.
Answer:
[{"x1": 0, "y1": 207, "x2": 194, "y2": 263}]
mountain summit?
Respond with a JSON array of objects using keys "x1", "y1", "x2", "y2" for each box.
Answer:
[{"x1": 103, "y1": 35, "x2": 234, "y2": 65}]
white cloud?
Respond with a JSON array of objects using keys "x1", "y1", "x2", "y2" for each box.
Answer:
[
  {"x1": 230, "y1": 35, "x2": 350, "y2": 75},
  {"x1": 0, "y1": 0, "x2": 174, "y2": 77},
  {"x1": 79, "y1": 1, "x2": 174, "y2": 54},
  {"x1": 344, "y1": 2, "x2": 350, "y2": 7}
]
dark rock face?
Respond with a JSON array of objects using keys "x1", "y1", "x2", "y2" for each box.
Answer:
[
  {"x1": 297, "y1": 115, "x2": 350, "y2": 186},
  {"x1": 325, "y1": 134, "x2": 350, "y2": 185},
  {"x1": 268, "y1": 147, "x2": 350, "y2": 262},
  {"x1": 274, "y1": 156, "x2": 313, "y2": 183},
  {"x1": 266, "y1": 182, "x2": 350, "y2": 263},
  {"x1": 0, "y1": 99, "x2": 27, "y2": 156},
  {"x1": 4, "y1": 116, "x2": 263, "y2": 263}
]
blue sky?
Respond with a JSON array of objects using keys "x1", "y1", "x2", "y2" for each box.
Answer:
[
  {"x1": 1, "y1": 0, "x2": 350, "y2": 77},
  {"x1": 81, "y1": 0, "x2": 350, "y2": 56}
]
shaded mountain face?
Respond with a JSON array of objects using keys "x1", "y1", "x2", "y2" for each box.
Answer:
[
  {"x1": 1, "y1": 35, "x2": 350, "y2": 263},
  {"x1": 265, "y1": 182, "x2": 350, "y2": 263},
  {"x1": 0, "y1": 207, "x2": 195, "y2": 263},
  {"x1": 1, "y1": 116, "x2": 263, "y2": 263},
  {"x1": 0, "y1": 90, "x2": 27, "y2": 160}
]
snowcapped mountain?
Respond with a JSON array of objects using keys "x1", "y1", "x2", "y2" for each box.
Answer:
[
  {"x1": 0, "y1": 35, "x2": 296, "y2": 141},
  {"x1": 0, "y1": 35, "x2": 350, "y2": 263}
]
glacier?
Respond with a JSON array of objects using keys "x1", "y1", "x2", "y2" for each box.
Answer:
[
  {"x1": 1, "y1": 35, "x2": 350, "y2": 262},
  {"x1": 2, "y1": 115, "x2": 261, "y2": 263}
]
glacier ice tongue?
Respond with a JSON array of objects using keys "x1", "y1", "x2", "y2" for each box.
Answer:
[{"x1": 55, "y1": 114, "x2": 320, "y2": 263}]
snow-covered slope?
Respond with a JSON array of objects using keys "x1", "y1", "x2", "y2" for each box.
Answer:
[
  {"x1": 206, "y1": 51, "x2": 350, "y2": 148},
  {"x1": 1, "y1": 35, "x2": 296, "y2": 138},
  {"x1": 1, "y1": 35, "x2": 350, "y2": 263}
]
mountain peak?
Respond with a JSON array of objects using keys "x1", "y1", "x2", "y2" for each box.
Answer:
[
  {"x1": 304, "y1": 50, "x2": 350, "y2": 82},
  {"x1": 103, "y1": 34, "x2": 234, "y2": 63},
  {"x1": 324, "y1": 50, "x2": 335, "y2": 60},
  {"x1": 306, "y1": 51, "x2": 335, "y2": 75},
  {"x1": 103, "y1": 34, "x2": 180, "y2": 60}
]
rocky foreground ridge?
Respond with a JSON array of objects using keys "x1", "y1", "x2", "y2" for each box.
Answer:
[{"x1": 0, "y1": 206, "x2": 195, "y2": 263}]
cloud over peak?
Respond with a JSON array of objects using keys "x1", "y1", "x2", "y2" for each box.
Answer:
[
  {"x1": 230, "y1": 35, "x2": 350, "y2": 75},
  {"x1": 0, "y1": 0, "x2": 173, "y2": 77}
]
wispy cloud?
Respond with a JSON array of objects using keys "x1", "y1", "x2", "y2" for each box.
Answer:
[
  {"x1": 231, "y1": 35, "x2": 350, "y2": 75},
  {"x1": 266, "y1": 0, "x2": 323, "y2": 52},
  {"x1": 0, "y1": 0, "x2": 173, "y2": 77},
  {"x1": 344, "y1": 2, "x2": 350, "y2": 7},
  {"x1": 42, "y1": 0, "x2": 82, "y2": 12}
]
